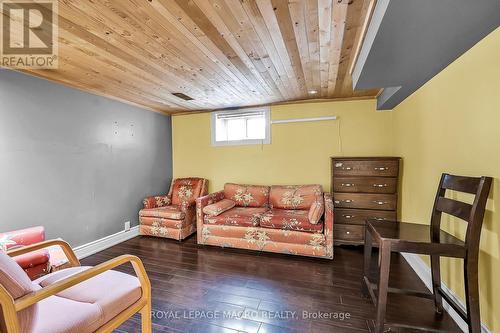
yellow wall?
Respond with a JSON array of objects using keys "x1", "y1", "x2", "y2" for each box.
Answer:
[
  {"x1": 393, "y1": 27, "x2": 500, "y2": 331},
  {"x1": 172, "y1": 99, "x2": 394, "y2": 192},
  {"x1": 172, "y1": 26, "x2": 500, "y2": 331}
]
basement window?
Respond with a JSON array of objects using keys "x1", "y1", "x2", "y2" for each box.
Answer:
[{"x1": 211, "y1": 107, "x2": 271, "y2": 146}]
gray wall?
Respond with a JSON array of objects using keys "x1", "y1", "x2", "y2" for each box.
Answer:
[
  {"x1": 352, "y1": 0, "x2": 500, "y2": 109},
  {"x1": 0, "y1": 69, "x2": 172, "y2": 247}
]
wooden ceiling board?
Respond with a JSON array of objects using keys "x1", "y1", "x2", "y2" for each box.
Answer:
[
  {"x1": 335, "y1": 0, "x2": 373, "y2": 98},
  {"x1": 5, "y1": 0, "x2": 381, "y2": 114}
]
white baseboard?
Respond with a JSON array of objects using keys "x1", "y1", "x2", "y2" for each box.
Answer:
[
  {"x1": 73, "y1": 225, "x2": 139, "y2": 259},
  {"x1": 402, "y1": 253, "x2": 491, "y2": 333}
]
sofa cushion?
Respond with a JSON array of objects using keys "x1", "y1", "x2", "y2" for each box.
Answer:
[
  {"x1": 34, "y1": 266, "x2": 142, "y2": 323},
  {"x1": 139, "y1": 216, "x2": 192, "y2": 230},
  {"x1": 204, "y1": 207, "x2": 269, "y2": 227},
  {"x1": 260, "y1": 209, "x2": 324, "y2": 233},
  {"x1": 203, "y1": 199, "x2": 236, "y2": 216},
  {"x1": 31, "y1": 295, "x2": 103, "y2": 333},
  {"x1": 33, "y1": 266, "x2": 88, "y2": 287},
  {"x1": 171, "y1": 178, "x2": 206, "y2": 206},
  {"x1": 139, "y1": 205, "x2": 185, "y2": 220},
  {"x1": 224, "y1": 183, "x2": 270, "y2": 207},
  {"x1": 308, "y1": 200, "x2": 325, "y2": 225},
  {"x1": 203, "y1": 224, "x2": 326, "y2": 246},
  {"x1": 269, "y1": 185, "x2": 323, "y2": 210}
]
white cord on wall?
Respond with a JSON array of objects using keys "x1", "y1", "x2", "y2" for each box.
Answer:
[
  {"x1": 337, "y1": 118, "x2": 344, "y2": 156},
  {"x1": 270, "y1": 116, "x2": 337, "y2": 124}
]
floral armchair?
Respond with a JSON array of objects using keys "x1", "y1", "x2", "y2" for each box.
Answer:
[
  {"x1": 0, "y1": 227, "x2": 50, "y2": 280},
  {"x1": 139, "y1": 177, "x2": 208, "y2": 240}
]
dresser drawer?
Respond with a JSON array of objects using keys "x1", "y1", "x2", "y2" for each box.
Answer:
[
  {"x1": 333, "y1": 193, "x2": 397, "y2": 210},
  {"x1": 336, "y1": 209, "x2": 397, "y2": 225},
  {"x1": 334, "y1": 224, "x2": 364, "y2": 242},
  {"x1": 332, "y1": 159, "x2": 399, "y2": 177},
  {"x1": 333, "y1": 177, "x2": 397, "y2": 194}
]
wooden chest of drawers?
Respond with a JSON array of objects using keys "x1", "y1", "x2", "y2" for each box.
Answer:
[{"x1": 331, "y1": 157, "x2": 400, "y2": 245}]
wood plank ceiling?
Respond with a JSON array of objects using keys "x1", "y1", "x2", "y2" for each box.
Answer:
[{"x1": 15, "y1": 0, "x2": 380, "y2": 114}]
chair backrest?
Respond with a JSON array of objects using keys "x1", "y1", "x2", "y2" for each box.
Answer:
[
  {"x1": 0, "y1": 251, "x2": 39, "y2": 332},
  {"x1": 269, "y1": 184, "x2": 323, "y2": 210},
  {"x1": 0, "y1": 227, "x2": 45, "y2": 250},
  {"x1": 169, "y1": 178, "x2": 208, "y2": 206},
  {"x1": 431, "y1": 174, "x2": 492, "y2": 256},
  {"x1": 223, "y1": 183, "x2": 270, "y2": 207}
]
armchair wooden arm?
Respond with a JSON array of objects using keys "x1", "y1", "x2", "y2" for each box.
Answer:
[
  {"x1": 1, "y1": 241, "x2": 152, "y2": 333},
  {"x1": 7, "y1": 239, "x2": 80, "y2": 268}
]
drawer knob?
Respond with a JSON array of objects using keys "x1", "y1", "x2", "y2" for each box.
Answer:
[
  {"x1": 335, "y1": 199, "x2": 353, "y2": 204},
  {"x1": 343, "y1": 167, "x2": 353, "y2": 170},
  {"x1": 374, "y1": 167, "x2": 389, "y2": 171},
  {"x1": 341, "y1": 183, "x2": 354, "y2": 187},
  {"x1": 346, "y1": 231, "x2": 350, "y2": 235},
  {"x1": 373, "y1": 201, "x2": 387, "y2": 205},
  {"x1": 343, "y1": 215, "x2": 354, "y2": 219},
  {"x1": 373, "y1": 184, "x2": 388, "y2": 187}
]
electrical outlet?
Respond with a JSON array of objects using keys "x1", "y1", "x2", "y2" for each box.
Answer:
[{"x1": 124, "y1": 221, "x2": 131, "y2": 231}]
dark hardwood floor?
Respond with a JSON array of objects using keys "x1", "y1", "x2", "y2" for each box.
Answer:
[{"x1": 81, "y1": 236, "x2": 461, "y2": 333}]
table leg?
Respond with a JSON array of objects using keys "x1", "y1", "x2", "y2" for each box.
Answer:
[
  {"x1": 363, "y1": 226, "x2": 373, "y2": 297},
  {"x1": 375, "y1": 240, "x2": 391, "y2": 333}
]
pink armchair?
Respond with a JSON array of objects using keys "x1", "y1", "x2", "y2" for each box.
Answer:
[
  {"x1": 0, "y1": 239, "x2": 151, "y2": 333},
  {"x1": 139, "y1": 177, "x2": 208, "y2": 240}
]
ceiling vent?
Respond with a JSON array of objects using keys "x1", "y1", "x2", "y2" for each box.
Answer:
[{"x1": 172, "y1": 92, "x2": 193, "y2": 101}]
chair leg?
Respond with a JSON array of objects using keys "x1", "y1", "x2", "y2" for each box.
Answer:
[
  {"x1": 362, "y1": 227, "x2": 373, "y2": 297},
  {"x1": 375, "y1": 241, "x2": 391, "y2": 333},
  {"x1": 140, "y1": 301, "x2": 152, "y2": 333},
  {"x1": 464, "y1": 259, "x2": 481, "y2": 333},
  {"x1": 430, "y1": 254, "x2": 444, "y2": 314}
]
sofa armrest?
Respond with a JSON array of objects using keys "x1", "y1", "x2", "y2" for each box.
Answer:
[
  {"x1": 324, "y1": 193, "x2": 334, "y2": 259},
  {"x1": 143, "y1": 195, "x2": 171, "y2": 209},
  {"x1": 196, "y1": 190, "x2": 225, "y2": 244},
  {"x1": 8, "y1": 239, "x2": 80, "y2": 268},
  {"x1": 0, "y1": 227, "x2": 50, "y2": 276}
]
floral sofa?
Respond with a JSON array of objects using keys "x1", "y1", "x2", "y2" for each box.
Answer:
[
  {"x1": 196, "y1": 183, "x2": 334, "y2": 259},
  {"x1": 139, "y1": 177, "x2": 208, "y2": 240}
]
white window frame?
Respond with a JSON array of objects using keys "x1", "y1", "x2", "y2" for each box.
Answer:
[{"x1": 211, "y1": 107, "x2": 271, "y2": 146}]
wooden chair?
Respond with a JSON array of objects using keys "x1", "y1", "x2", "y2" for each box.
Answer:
[
  {"x1": 0, "y1": 239, "x2": 152, "y2": 333},
  {"x1": 363, "y1": 173, "x2": 492, "y2": 333}
]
